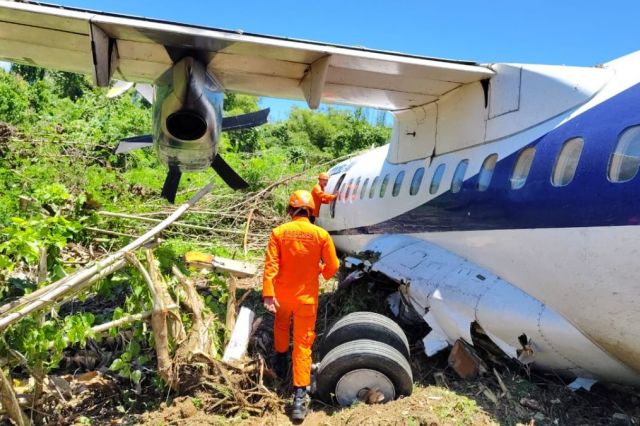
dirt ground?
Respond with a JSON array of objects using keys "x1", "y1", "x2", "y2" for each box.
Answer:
[
  {"x1": 129, "y1": 282, "x2": 640, "y2": 426},
  {"x1": 133, "y1": 357, "x2": 640, "y2": 426},
  {"x1": 5, "y1": 279, "x2": 640, "y2": 426},
  {"x1": 138, "y1": 385, "x2": 495, "y2": 426}
]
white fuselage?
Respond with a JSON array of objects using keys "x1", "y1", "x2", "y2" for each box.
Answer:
[{"x1": 317, "y1": 51, "x2": 640, "y2": 383}]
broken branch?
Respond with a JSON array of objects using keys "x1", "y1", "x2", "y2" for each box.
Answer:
[{"x1": 0, "y1": 181, "x2": 213, "y2": 331}]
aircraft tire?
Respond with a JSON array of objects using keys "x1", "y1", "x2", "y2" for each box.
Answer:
[
  {"x1": 315, "y1": 339, "x2": 413, "y2": 405},
  {"x1": 319, "y1": 311, "x2": 410, "y2": 360}
]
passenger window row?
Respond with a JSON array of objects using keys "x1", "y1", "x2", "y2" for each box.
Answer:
[{"x1": 336, "y1": 124, "x2": 640, "y2": 202}]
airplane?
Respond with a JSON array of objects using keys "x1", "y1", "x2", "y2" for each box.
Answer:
[{"x1": 1, "y1": 0, "x2": 639, "y2": 406}]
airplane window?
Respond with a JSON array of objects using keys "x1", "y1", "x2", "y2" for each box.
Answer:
[
  {"x1": 451, "y1": 160, "x2": 469, "y2": 193},
  {"x1": 369, "y1": 176, "x2": 380, "y2": 198},
  {"x1": 360, "y1": 178, "x2": 369, "y2": 199},
  {"x1": 392, "y1": 171, "x2": 405, "y2": 197},
  {"x1": 379, "y1": 174, "x2": 390, "y2": 197},
  {"x1": 330, "y1": 173, "x2": 346, "y2": 218},
  {"x1": 609, "y1": 125, "x2": 640, "y2": 182},
  {"x1": 511, "y1": 147, "x2": 536, "y2": 189},
  {"x1": 553, "y1": 138, "x2": 583, "y2": 186},
  {"x1": 410, "y1": 167, "x2": 425, "y2": 195},
  {"x1": 344, "y1": 178, "x2": 354, "y2": 201},
  {"x1": 352, "y1": 177, "x2": 361, "y2": 201},
  {"x1": 478, "y1": 154, "x2": 498, "y2": 191},
  {"x1": 429, "y1": 164, "x2": 446, "y2": 194}
]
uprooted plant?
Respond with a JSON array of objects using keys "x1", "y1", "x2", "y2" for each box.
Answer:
[{"x1": 0, "y1": 181, "x2": 283, "y2": 426}]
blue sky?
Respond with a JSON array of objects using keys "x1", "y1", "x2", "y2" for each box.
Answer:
[{"x1": 8, "y1": 1, "x2": 640, "y2": 119}]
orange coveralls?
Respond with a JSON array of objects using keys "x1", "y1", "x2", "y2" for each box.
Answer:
[
  {"x1": 262, "y1": 217, "x2": 340, "y2": 387},
  {"x1": 311, "y1": 184, "x2": 337, "y2": 218}
]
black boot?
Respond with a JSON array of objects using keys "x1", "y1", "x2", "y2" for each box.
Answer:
[
  {"x1": 291, "y1": 386, "x2": 308, "y2": 421},
  {"x1": 273, "y1": 352, "x2": 288, "y2": 379}
]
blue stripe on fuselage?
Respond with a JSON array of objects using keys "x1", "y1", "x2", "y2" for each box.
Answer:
[{"x1": 331, "y1": 82, "x2": 640, "y2": 236}]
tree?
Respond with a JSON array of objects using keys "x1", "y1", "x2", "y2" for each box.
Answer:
[
  {"x1": 10, "y1": 64, "x2": 46, "y2": 84},
  {"x1": 0, "y1": 69, "x2": 29, "y2": 124},
  {"x1": 222, "y1": 93, "x2": 262, "y2": 152}
]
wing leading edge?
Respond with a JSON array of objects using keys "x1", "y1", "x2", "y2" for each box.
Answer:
[{"x1": 0, "y1": 1, "x2": 494, "y2": 110}]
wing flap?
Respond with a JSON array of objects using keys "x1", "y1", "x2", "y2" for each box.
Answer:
[{"x1": 0, "y1": 1, "x2": 495, "y2": 110}]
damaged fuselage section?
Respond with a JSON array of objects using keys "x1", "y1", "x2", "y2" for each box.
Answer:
[{"x1": 346, "y1": 235, "x2": 640, "y2": 388}]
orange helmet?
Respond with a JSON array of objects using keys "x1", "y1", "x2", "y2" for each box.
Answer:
[
  {"x1": 318, "y1": 172, "x2": 330, "y2": 181},
  {"x1": 289, "y1": 190, "x2": 315, "y2": 211}
]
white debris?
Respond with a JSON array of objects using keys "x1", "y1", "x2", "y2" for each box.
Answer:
[
  {"x1": 386, "y1": 292, "x2": 402, "y2": 316},
  {"x1": 568, "y1": 377, "x2": 597, "y2": 391}
]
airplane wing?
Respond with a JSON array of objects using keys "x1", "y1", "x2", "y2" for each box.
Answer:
[{"x1": 0, "y1": 1, "x2": 494, "y2": 111}]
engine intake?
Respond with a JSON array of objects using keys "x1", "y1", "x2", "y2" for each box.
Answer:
[{"x1": 166, "y1": 110, "x2": 207, "y2": 141}]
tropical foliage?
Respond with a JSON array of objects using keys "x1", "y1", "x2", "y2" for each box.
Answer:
[{"x1": 0, "y1": 64, "x2": 391, "y2": 401}]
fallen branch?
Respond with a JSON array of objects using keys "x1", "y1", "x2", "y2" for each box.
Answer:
[
  {"x1": 97, "y1": 211, "x2": 249, "y2": 235},
  {"x1": 90, "y1": 305, "x2": 177, "y2": 334},
  {"x1": 225, "y1": 275, "x2": 238, "y2": 335},
  {"x1": 0, "y1": 259, "x2": 127, "y2": 330},
  {"x1": 0, "y1": 367, "x2": 31, "y2": 426},
  {"x1": 145, "y1": 249, "x2": 186, "y2": 343},
  {"x1": 237, "y1": 150, "x2": 358, "y2": 207},
  {"x1": 172, "y1": 266, "x2": 216, "y2": 363},
  {"x1": 85, "y1": 227, "x2": 137, "y2": 238},
  {"x1": 125, "y1": 253, "x2": 176, "y2": 390},
  {"x1": 0, "y1": 181, "x2": 214, "y2": 331},
  {"x1": 243, "y1": 208, "x2": 255, "y2": 255}
]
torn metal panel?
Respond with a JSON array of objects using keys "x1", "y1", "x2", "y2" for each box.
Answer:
[
  {"x1": 357, "y1": 235, "x2": 640, "y2": 386},
  {"x1": 484, "y1": 331, "x2": 519, "y2": 360},
  {"x1": 422, "y1": 318, "x2": 449, "y2": 357},
  {"x1": 429, "y1": 289, "x2": 474, "y2": 344}
]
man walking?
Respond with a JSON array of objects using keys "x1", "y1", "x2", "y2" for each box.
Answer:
[{"x1": 262, "y1": 190, "x2": 340, "y2": 420}]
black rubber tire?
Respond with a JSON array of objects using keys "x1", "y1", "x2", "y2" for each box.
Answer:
[
  {"x1": 319, "y1": 311, "x2": 410, "y2": 360},
  {"x1": 316, "y1": 339, "x2": 413, "y2": 405}
]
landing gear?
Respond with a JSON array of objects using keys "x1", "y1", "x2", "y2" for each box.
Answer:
[
  {"x1": 315, "y1": 331, "x2": 413, "y2": 406},
  {"x1": 319, "y1": 311, "x2": 411, "y2": 359}
]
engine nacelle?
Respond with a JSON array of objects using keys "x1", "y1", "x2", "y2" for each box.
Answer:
[{"x1": 153, "y1": 57, "x2": 224, "y2": 172}]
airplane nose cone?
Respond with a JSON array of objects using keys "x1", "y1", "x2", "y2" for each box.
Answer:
[{"x1": 166, "y1": 110, "x2": 207, "y2": 141}]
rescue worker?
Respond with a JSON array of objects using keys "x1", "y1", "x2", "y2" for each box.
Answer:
[
  {"x1": 311, "y1": 172, "x2": 337, "y2": 223},
  {"x1": 262, "y1": 190, "x2": 340, "y2": 421}
]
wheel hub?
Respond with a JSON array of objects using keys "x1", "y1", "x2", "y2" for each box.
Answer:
[{"x1": 334, "y1": 368, "x2": 395, "y2": 406}]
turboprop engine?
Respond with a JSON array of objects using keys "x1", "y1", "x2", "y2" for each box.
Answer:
[{"x1": 115, "y1": 56, "x2": 269, "y2": 202}]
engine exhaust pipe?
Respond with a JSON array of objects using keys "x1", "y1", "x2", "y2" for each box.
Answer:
[{"x1": 166, "y1": 110, "x2": 207, "y2": 141}]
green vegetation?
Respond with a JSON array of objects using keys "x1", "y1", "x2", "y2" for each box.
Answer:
[{"x1": 0, "y1": 64, "x2": 391, "y2": 416}]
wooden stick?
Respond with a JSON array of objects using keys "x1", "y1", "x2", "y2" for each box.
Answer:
[
  {"x1": 145, "y1": 249, "x2": 186, "y2": 343},
  {"x1": 93, "y1": 310, "x2": 152, "y2": 334},
  {"x1": 125, "y1": 253, "x2": 176, "y2": 390},
  {"x1": 172, "y1": 266, "x2": 214, "y2": 361},
  {"x1": 90, "y1": 304, "x2": 178, "y2": 334},
  {"x1": 493, "y1": 368, "x2": 512, "y2": 399},
  {"x1": 243, "y1": 208, "x2": 255, "y2": 255},
  {"x1": 33, "y1": 248, "x2": 47, "y2": 410},
  {"x1": 85, "y1": 227, "x2": 137, "y2": 238},
  {"x1": 0, "y1": 258, "x2": 127, "y2": 329},
  {"x1": 0, "y1": 367, "x2": 30, "y2": 426},
  {"x1": 0, "y1": 181, "x2": 213, "y2": 331},
  {"x1": 225, "y1": 275, "x2": 238, "y2": 336},
  {"x1": 236, "y1": 289, "x2": 252, "y2": 310},
  {"x1": 237, "y1": 151, "x2": 358, "y2": 207},
  {"x1": 97, "y1": 211, "x2": 248, "y2": 235}
]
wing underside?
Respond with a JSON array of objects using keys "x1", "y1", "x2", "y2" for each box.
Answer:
[{"x1": 0, "y1": 1, "x2": 494, "y2": 111}]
